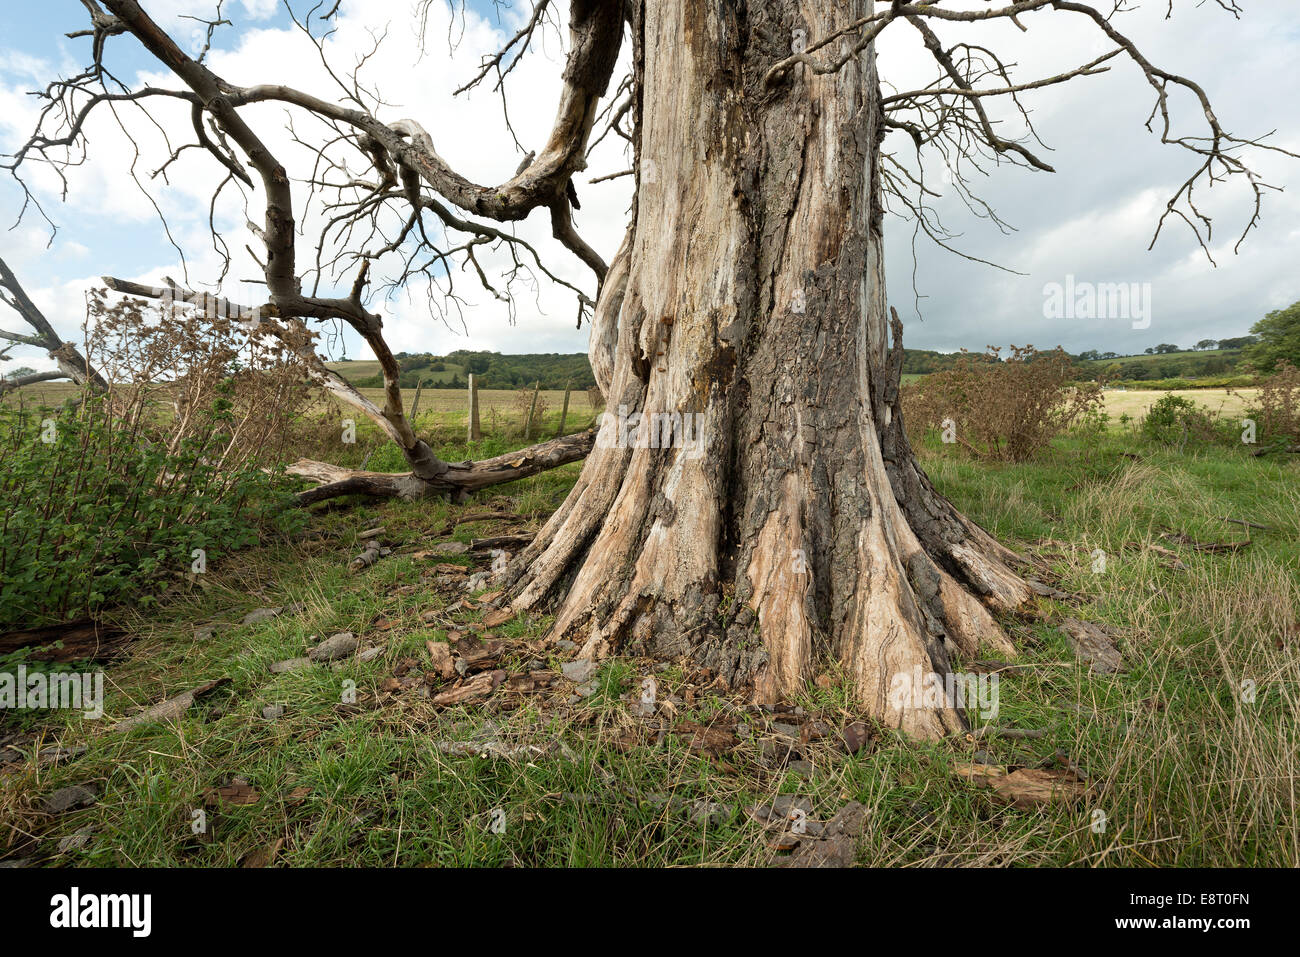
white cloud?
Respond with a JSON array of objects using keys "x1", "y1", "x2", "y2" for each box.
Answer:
[{"x1": 1, "y1": 0, "x2": 1295, "y2": 373}]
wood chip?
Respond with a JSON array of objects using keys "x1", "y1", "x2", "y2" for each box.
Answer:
[
  {"x1": 955, "y1": 764, "x2": 1086, "y2": 808},
  {"x1": 430, "y1": 669, "x2": 506, "y2": 707},
  {"x1": 989, "y1": 768, "x2": 1086, "y2": 808},
  {"x1": 426, "y1": 640, "x2": 457, "y2": 679},
  {"x1": 482, "y1": 608, "x2": 514, "y2": 628},
  {"x1": 204, "y1": 781, "x2": 260, "y2": 807}
]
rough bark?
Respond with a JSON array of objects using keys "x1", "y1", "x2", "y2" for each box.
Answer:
[{"x1": 501, "y1": 0, "x2": 1034, "y2": 738}]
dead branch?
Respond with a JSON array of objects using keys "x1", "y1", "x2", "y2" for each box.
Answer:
[
  {"x1": 0, "y1": 256, "x2": 108, "y2": 395},
  {"x1": 287, "y1": 428, "x2": 595, "y2": 505}
]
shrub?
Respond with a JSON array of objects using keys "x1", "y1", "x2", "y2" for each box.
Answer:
[
  {"x1": 901, "y1": 345, "x2": 1103, "y2": 461},
  {"x1": 1139, "y1": 393, "x2": 1227, "y2": 447},
  {"x1": 0, "y1": 291, "x2": 312, "y2": 627},
  {"x1": 1244, "y1": 360, "x2": 1300, "y2": 449}
]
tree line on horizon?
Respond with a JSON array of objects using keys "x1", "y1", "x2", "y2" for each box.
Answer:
[{"x1": 328, "y1": 299, "x2": 1300, "y2": 391}]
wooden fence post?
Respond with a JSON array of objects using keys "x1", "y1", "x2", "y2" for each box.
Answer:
[
  {"x1": 555, "y1": 380, "x2": 572, "y2": 437},
  {"x1": 468, "y1": 374, "x2": 481, "y2": 442},
  {"x1": 524, "y1": 380, "x2": 540, "y2": 440},
  {"x1": 409, "y1": 378, "x2": 426, "y2": 420}
]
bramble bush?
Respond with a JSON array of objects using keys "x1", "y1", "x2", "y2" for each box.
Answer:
[
  {"x1": 0, "y1": 396, "x2": 301, "y2": 628},
  {"x1": 0, "y1": 291, "x2": 314, "y2": 628},
  {"x1": 1247, "y1": 360, "x2": 1300, "y2": 450},
  {"x1": 1139, "y1": 393, "x2": 1223, "y2": 446}
]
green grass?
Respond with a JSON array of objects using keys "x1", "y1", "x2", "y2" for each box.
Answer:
[{"x1": 3, "y1": 422, "x2": 1297, "y2": 867}]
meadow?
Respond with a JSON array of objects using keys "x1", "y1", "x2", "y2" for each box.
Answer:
[{"x1": 1, "y1": 373, "x2": 1296, "y2": 867}]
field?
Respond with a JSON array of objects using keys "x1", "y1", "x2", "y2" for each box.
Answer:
[
  {"x1": 8, "y1": 378, "x2": 1258, "y2": 424},
  {"x1": 358, "y1": 386, "x2": 598, "y2": 420},
  {"x1": 2, "y1": 386, "x2": 1297, "y2": 867},
  {"x1": 5, "y1": 380, "x2": 596, "y2": 422},
  {"x1": 1101, "y1": 387, "x2": 1257, "y2": 420}
]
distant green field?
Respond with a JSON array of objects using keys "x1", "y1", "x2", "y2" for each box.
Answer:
[
  {"x1": 323, "y1": 359, "x2": 383, "y2": 380},
  {"x1": 1076, "y1": 348, "x2": 1243, "y2": 375},
  {"x1": 1081, "y1": 348, "x2": 1236, "y2": 365}
]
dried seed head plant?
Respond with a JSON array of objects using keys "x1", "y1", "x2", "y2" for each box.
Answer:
[
  {"x1": 84, "y1": 288, "x2": 315, "y2": 472},
  {"x1": 903, "y1": 346, "x2": 1104, "y2": 462}
]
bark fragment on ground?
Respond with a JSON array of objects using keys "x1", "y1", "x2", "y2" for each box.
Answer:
[
  {"x1": 1059, "y1": 618, "x2": 1126, "y2": 674},
  {"x1": 954, "y1": 764, "x2": 1088, "y2": 809},
  {"x1": 111, "y1": 677, "x2": 231, "y2": 732}
]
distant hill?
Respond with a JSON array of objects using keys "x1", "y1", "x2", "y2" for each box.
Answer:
[
  {"x1": 903, "y1": 344, "x2": 1254, "y2": 382},
  {"x1": 327, "y1": 351, "x2": 596, "y2": 391},
  {"x1": 1074, "y1": 348, "x2": 1245, "y2": 381}
]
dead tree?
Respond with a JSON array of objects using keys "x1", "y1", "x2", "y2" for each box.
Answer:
[{"x1": 7, "y1": 0, "x2": 1291, "y2": 735}]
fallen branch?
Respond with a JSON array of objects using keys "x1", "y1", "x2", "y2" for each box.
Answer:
[
  {"x1": 1218, "y1": 516, "x2": 1275, "y2": 532},
  {"x1": 288, "y1": 429, "x2": 595, "y2": 505},
  {"x1": 0, "y1": 619, "x2": 129, "y2": 662},
  {"x1": 0, "y1": 370, "x2": 68, "y2": 395},
  {"x1": 112, "y1": 677, "x2": 230, "y2": 732},
  {"x1": 1161, "y1": 532, "x2": 1251, "y2": 554},
  {"x1": 350, "y1": 540, "x2": 388, "y2": 572}
]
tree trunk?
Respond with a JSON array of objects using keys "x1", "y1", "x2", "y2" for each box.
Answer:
[{"x1": 502, "y1": 0, "x2": 1034, "y2": 738}]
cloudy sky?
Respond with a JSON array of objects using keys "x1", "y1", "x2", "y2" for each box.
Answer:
[{"x1": 1, "y1": 0, "x2": 1297, "y2": 377}]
